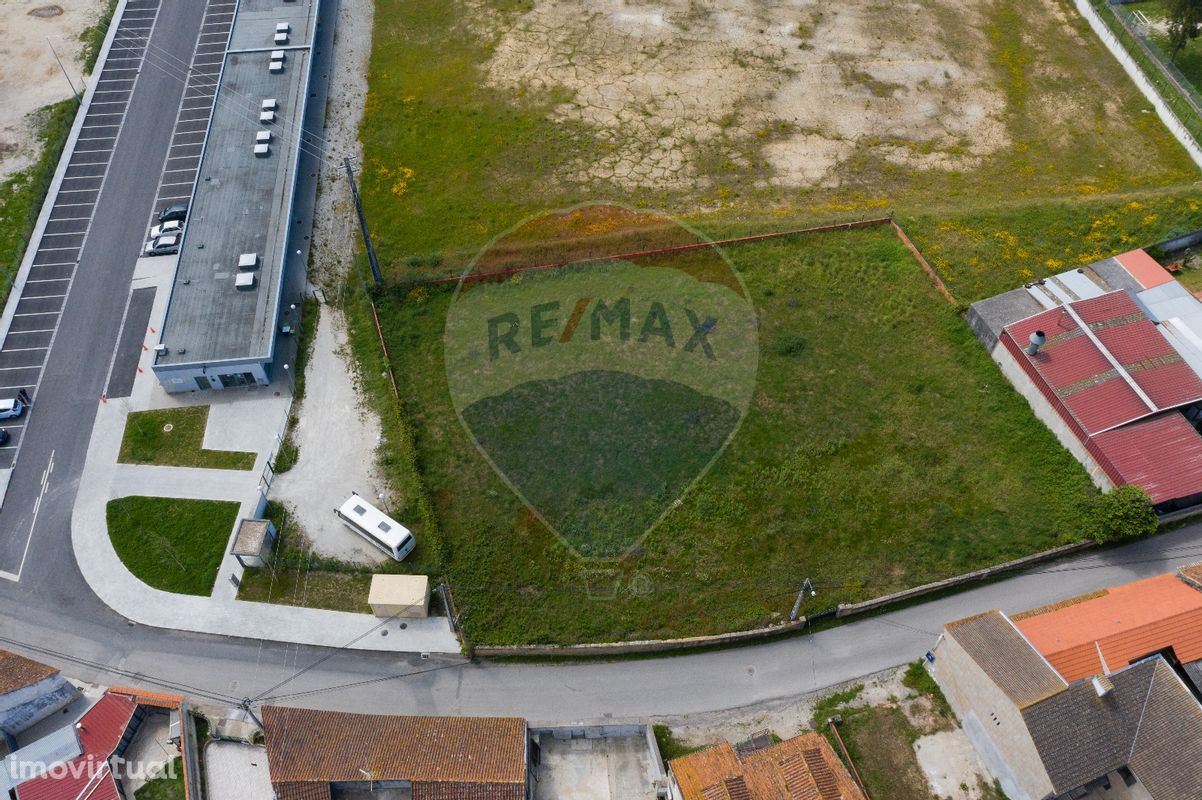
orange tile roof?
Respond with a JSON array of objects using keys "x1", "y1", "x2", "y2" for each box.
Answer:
[
  {"x1": 0, "y1": 649, "x2": 57, "y2": 695},
  {"x1": 671, "y1": 734, "x2": 865, "y2": 800},
  {"x1": 1115, "y1": 249, "x2": 1175, "y2": 290},
  {"x1": 1013, "y1": 573, "x2": 1202, "y2": 683},
  {"x1": 262, "y1": 706, "x2": 526, "y2": 786},
  {"x1": 109, "y1": 687, "x2": 183, "y2": 709}
]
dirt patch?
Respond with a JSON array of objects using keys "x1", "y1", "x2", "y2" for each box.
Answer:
[
  {"x1": 481, "y1": 0, "x2": 1007, "y2": 190},
  {"x1": 0, "y1": 0, "x2": 103, "y2": 182}
]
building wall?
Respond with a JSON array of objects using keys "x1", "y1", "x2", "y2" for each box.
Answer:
[
  {"x1": 930, "y1": 635, "x2": 1055, "y2": 800},
  {"x1": 153, "y1": 359, "x2": 270, "y2": 393},
  {"x1": 989, "y1": 340, "x2": 1113, "y2": 493},
  {"x1": 0, "y1": 675, "x2": 79, "y2": 737}
]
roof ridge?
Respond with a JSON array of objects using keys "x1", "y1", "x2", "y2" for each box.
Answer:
[{"x1": 1128, "y1": 659, "x2": 1158, "y2": 763}]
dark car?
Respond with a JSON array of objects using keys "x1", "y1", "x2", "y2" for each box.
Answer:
[
  {"x1": 158, "y1": 202, "x2": 188, "y2": 223},
  {"x1": 0, "y1": 430, "x2": 9, "y2": 446}
]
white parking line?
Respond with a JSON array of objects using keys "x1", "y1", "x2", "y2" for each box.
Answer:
[
  {"x1": 1, "y1": 348, "x2": 48, "y2": 354},
  {"x1": 0, "y1": 365, "x2": 41, "y2": 371},
  {"x1": 7, "y1": 330, "x2": 55, "y2": 335},
  {"x1": 0, "y1": 450, "x2": 55, "y2": 583},
  {"x1": 24, "y1": 279, "x2": 69, "y2": 285}
]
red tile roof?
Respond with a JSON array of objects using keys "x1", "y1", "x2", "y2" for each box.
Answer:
[
  {"x1": 262, "y1": 706, "x2": 526, "y2": 787},
  {"x1": 1003, "y1": 291, "x2": 1202, "y2": 436},
  {"x1": 1115, "y1": 249, "x2": 1175, "y2": 290},
  {"x1": 1013, "y1": 573, "x2": 1202, "y2": 683},
  {"x1": 1086, "y1": 412, "x2": 1202, "y2": 503},
  {"x1": 671, "y1": 734, "x2": 865, "y2": 800},
  {"x1": 16, "y1": 693, "x2": 137, "y2": 800},
  {"x1": 0, "y1": 649, "x2": 58, "y2": 695}
]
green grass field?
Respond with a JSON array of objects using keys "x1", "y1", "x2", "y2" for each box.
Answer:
[
  {"x1": 134, "y1": 758, "x2": 184, "y2": 800},
  {"x1": 107, "y1": 496, "x2": 241, "y2": 596},
  {"x1": 119, "y1": 407, "x2": 256, "y2": 471},
  {"x1": 340, "y1": 0, "x2": 1202, "y2": 644},
  {"x1": 355, "y1": 227, "x2": 1100, "y2": 644}
]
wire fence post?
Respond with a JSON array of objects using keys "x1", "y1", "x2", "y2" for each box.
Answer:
[{"x1": 344, "y1": 156, "x2": 383, "y2": 286}]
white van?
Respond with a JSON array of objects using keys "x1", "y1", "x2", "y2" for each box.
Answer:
[{"x1": 335, "y1": 493, "x2": 415, "y2": 561}]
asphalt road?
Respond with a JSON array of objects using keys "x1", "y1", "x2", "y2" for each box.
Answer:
[{"x1": 3, "y1": 0, "x2": 1202, "y2": 726}]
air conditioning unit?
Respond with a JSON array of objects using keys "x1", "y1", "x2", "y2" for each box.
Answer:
[
  {"x1": 256, "y1": 130, "x2": 272, "y2": 144},
  {"x1": 270, "y1": 50, "x2": 286, "y2": 61},
  {"x1": 259, "y1": 110, "x2": 275, "y2": 123},
  {"x1": 276, "y1": 22, "x2": 291, "y2": 33},
  {"x1": 238, "y1": 252, "x2": 259, "y2": 270},
  {"x1": 268, "y1": 60, "x2": 284, "y2": 73},
  {"x1": 254, "y1": 143, "x2": 270, "y2": 156},
  {"x1": 261, "y1": 98, "x2": 278, "y2": 111},
  {"x1": 274, "y1": 32, "x2": 289, "y2": 44},
  {"x1": 235, "y1": 272, "x2": 257, "y2": 290}
]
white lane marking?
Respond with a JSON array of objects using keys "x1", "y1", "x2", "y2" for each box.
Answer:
[{"x1": 0, "y1": 450, "x2": 54, "y2": 583}]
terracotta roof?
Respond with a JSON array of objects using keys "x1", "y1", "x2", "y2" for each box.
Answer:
[
  {"x1": 0, "y1": 649, "x2": 58, "y2": 695},
  {"x1": 273, "y1": 783, "x2": 331, "y2": 800},
  {"x1": 1013, "y1": 573, "x2": 1202, "y2": 683},
  {"x1": 261, "y1": 706, "x2": 526, "y2": 786},
  {"x1": 670, "y1": 734, "x2": 864, "y2": 800},
  {"x1": 109, "y1": 687, "x2": 183, "y2": 709},
  {"x1": 944, "y1": 611, "x2": 1065, "y2": 708},
  {"x1": 411, "y1": 781, "x2": 527, "y2": 799},
  {"x1": 1115, "y1": 249, "x2": 1175, "y2": 290},
  {"x1": 16, "y1": 693, "x2": 137, "y2": 800}
]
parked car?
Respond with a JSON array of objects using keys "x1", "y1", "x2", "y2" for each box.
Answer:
[
  {"x1": 0, "y1": 430, "x2": 10, "y2": 446},
  {"x1": 158, "y1": 202, "x2": 188, "y2": 223},
  {"x1": 145, "y1": 234, "x2": 180, "y2": 256},
  {"x1": 148, "y1": 219, "x2": 183, "y2": 239},
  {"x1": 0, "y1": 398, "x2": 25, "y2": 421}
]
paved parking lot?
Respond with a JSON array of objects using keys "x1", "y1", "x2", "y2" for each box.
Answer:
[
  {"x1": 148, "y1": 0, "x2": 236, "y2": 226},
  {"x1": 0, "y1": 0, "x2": 162, "y2": 468}
]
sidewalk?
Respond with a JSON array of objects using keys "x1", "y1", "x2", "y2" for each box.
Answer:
[{"x1": 70, "y1": 266, "x2": 461, "y2": 655}]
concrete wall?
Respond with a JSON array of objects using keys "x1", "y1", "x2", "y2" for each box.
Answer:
[
  {"x1": 154, "y1": 358, "x2": 270, "y2": 393},
  {"x1": 0, "y1": 675, "x2": 79, "y2": 737},
  {"x1": 930, "y1": 635, "x2": 1054, "y2": 800}
]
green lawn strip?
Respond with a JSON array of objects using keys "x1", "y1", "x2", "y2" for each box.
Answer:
[
  {"x1": 134, "y1": 757, "x2": 184, "y2": 800},
  {"x1": 272, "y1": 296, "x2": 321, "y2": 474},
  {"x1": 78, "y1": 0, "x2": 120, "y2": 75},
  {"x1": 119, "y1": 406, "x2": 256, "y2": 470},
  {"x1": 367, "y1": 227, "x2": 1099, "y2": 646},
  {"x1": 107, "y1": 497, "x2": 240, "y2": 596},
  {"x1": 236, "y1": 501, "x2": 395, "y2": 614},
  {"x1": 653, "y1": 725, "x2": 703, "y2": 762},
  {"x1": 0, "y1": 99, "x2": 77, "y2": 307}
]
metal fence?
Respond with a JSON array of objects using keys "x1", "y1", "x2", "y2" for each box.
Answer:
[{"x1": 1100, "y1": 0, "x2": 1202, "y2": 140}]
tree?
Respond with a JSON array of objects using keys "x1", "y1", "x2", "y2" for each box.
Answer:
[
  {"x1": 1167, "y1": 0, "x2": 1202, "y2": 64},
  {"x1": 1084, "y1": 485, "x2": 1157, "y2": 544}
]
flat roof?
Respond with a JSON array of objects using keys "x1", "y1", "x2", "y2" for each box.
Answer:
[{"x1": 155, "y1": 0, "x2": 317, "y2": 369}]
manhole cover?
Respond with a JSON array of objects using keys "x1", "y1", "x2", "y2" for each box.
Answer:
[{"x1": 162, "y1": 423, "x2": 174, "y2": 433}]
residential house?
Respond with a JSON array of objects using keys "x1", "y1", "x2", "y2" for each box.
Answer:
[
  {"x1": 930, "y1": 568, "x2": 1202, "y2": 799},
  {"x1": 667, "y1": 731, "x2": 866, "y2": 800},
  {"x1": 0, "y1": 650, "x2": 79, "y2": 747},
  {"x1": 261, "y1": 705, "x2": 531, "y2": 799}
]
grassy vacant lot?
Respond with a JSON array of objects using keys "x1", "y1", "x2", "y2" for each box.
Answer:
[
  {"x1": 361, "y1": 0, "x2": 1195, "y2": 280},
  {"x1": 348, "y1": 0, "x2": 1202, "y2": 644},
  {"x1": 361, "y1": 227, "x2": 1099, "y2": 644},
  {"x1": 107, "y1": 496, "x2": 240, "y2": 596},
  {"x1": 119, "y1": 407, "x2": 256, "y2": 470}
]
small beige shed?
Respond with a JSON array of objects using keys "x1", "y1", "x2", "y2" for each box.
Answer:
[
  {"x1": 231, "y1": 518, "x2": 277, "y2": 568},
  {"x1": 368, "y1": 574, "x2": 430, "y2": 618}
]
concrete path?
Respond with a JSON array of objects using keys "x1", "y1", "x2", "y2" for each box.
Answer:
[
  {"x1": 69, "y1": 267, "x2": 460, "y2": 654},
  {"x1": 269, "y1": 306, "x2": 388, "y2": 565}
]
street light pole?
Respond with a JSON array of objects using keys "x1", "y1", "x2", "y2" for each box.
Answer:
[
  {"x1": 790, "y1": 578, "x2": 816, "y2": 621},
  {"x1": 47, "y1": 37, "x2": 82, "y2": 105}
]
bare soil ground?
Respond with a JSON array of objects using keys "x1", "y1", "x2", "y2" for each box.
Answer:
[
  {"x1": 0, "y1": 0, "x2": 102, "y2": 182},
  {"x1": 482, "y1": 0, "x2": 1008, "y2": 191}
]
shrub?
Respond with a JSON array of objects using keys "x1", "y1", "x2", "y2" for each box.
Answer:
[{"x1": 1084, "y1": 485, "x2": 1157, "y2": 544}]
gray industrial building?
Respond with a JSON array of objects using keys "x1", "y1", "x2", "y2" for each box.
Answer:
[{"x1": 153, "y1": 0, "x2": 319, "y2": 392}]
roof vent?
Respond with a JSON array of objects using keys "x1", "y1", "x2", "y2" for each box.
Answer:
[
  {"x1": 1092, "y1": 674, "x2": 1114, "y2": 698},
  {"x1": 236, "y1": 272, "x2": 257, "y2": 290},
  {"x1": 275, "y1": 31, "x2": 289, "y2": 45},
  {"x1": 1026, "y1": 330, "x2": 1046, "y2": 356},
  {"x1": 260, "y1": 110, "x2": 276, "y2": 123},
  {"x1": 153, "y1": 344, "x2": 168, "y2": 354},
  {"x1": 276, "y1": 22, "x2": 291, "y2": 33},
  {"x1": 238, "y1": 252, "x2": 259, "y2": 270},
  {"x1": 254, "y1": 143, "x2": 270, "y2": 157},
  {"x1": 269, "y1": 58, "x2": 284, "y2": 74},
  {"x1": 256, "y1": 130, "x2": 272, "y2": 144},
  {"x1": 262, "y1": 98, "x2": 278, "y2": 110}
]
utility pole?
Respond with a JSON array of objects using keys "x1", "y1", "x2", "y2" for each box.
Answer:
[
  {"x1": 47, "y1": 37, "x2": 81, "y2": 105},
  {"x1": 343, "y1": 156, "x2": 383, "y2": 286},
  {"x1": 790, "y1": 578, "x2": 816, "y2": 621}
]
